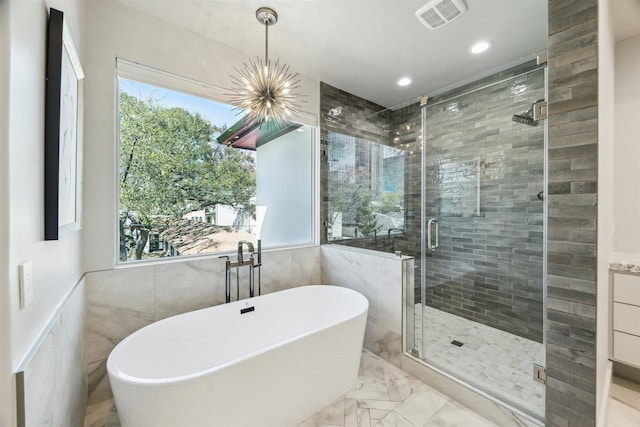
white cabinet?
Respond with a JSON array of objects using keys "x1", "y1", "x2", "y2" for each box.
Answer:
[
  {"x1": 611, "y1": 273, "x2": 640, "y2": 368},
  {"x1": 613, "y1": 274, "x2": 640, "y2": 306}
]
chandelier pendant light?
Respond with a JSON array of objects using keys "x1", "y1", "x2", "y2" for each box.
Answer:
[{"x1": 228, "y1": 7, "x2": 303, "y2": 129}]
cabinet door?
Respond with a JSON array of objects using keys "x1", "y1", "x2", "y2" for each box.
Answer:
[
  {"x1": 613, "y1": 331, "x2": 640, "y2": 368},
  {"x1": 613, "y1": 274, "x2": 640, "y2": 306},
  {"x1": 613, "y1": 302, "x2": 640, "y2": 336}
]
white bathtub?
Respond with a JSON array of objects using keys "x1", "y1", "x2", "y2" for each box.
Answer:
[{"x1": 107, "y1": 285, "x2": 368, "y2": 427}]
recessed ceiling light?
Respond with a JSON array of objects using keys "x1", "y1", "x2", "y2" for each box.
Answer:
[
  {"x1": 397, "y1": 77, "x2": 412, "y2": 87},
  {"x1": 469, "y1": 40, "x2": 492, "y2": 55}
]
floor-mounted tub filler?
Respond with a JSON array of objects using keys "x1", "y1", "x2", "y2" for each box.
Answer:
[{"x1": 107, "y1": 285, "x2": 368, "y2": 427}]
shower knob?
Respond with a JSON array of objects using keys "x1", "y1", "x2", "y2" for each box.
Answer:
[{"x1": 537, "y1": 191, "x2": 544, "y2": 201}]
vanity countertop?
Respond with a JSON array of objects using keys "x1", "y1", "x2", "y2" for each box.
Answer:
[{"x1": 610, "y1": 253, "x2": 640, "y2": 274}]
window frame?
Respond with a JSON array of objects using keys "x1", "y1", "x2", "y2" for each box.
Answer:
[{"x1": 114, "y1": 58, "x2": 319, "y2": 266}]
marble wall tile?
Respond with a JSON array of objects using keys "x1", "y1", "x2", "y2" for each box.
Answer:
[
  {"x1": 258, "y1": 248, "x2": 294, "y2": 294},
  {"x1": 87, "y1": 359, "x2": 111, "y2": 407},
  {"x1": 374, "y1": 256, "x2": 403, "y2": 335},
  {"x1": 364, "y1": 321, "x2": 402, "y2": 368},
  {"x1": 321, "y1": 245, "x2": 405, "y2": 330},
  {"x1": 258, "y1": 246, "x2": 323, "y2": 293},
  {"x1": 17, "y1": 278, "x2": 87, "y2": 427},
  {"x1": 86, "y1": 267, "x2": 155, "y2": 364},
  {"x1": 321, "y1": 244, "x2": 408, "y2": 366},
  {"x1": 154, "y1": 257, "x2": 227, "y2": 320},
  {"x1": 322, "y1": 245, "x2": 380, "y2": 314},
  {"x1": 291, "y1": 246, "x2": 322, "y2": 285}
]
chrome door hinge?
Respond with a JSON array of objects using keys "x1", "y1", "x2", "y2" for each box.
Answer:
[
  {"x1": 533, "y1": 363, "x2": 546, "y2": 384},
  {"x1": 537, "y1": 52, "x2": 547, "y2": 65},
  {"x1": 410, "y1": 348, "x2": 420, "y2": 358},
  {"x1": 533, "y1": 101, "x2": 547, "y2": 121}
]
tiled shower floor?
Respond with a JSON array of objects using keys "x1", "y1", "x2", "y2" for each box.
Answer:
[
  {"x1": 414, "y1": 304, "x2": 545, "y2": 417},
  {"x1": 84, "y1": 350, "x2": 497, "y2": 427}
]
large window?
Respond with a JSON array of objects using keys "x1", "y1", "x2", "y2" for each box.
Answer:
[
  {"x1": 117, "y1": 62, "x2": 315, "y2": 262},
  {"x1": 326, "y1": 131, "x2": 405, "y2": 240}
]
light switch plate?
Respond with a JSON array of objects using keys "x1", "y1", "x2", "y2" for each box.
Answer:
[{"x1": 19, "y1": 261, "x2": 33, "y2": 308}]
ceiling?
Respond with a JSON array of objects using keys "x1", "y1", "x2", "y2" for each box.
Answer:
[{"x1": 116, "y1": 0, "x2": 548, "y2": 108}]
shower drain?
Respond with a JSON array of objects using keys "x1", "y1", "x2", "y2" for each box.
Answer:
[{"x1": 451, "y1": 340, "x2": 464, "y2": 347}]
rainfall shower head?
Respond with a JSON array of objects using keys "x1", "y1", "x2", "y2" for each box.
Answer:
[{"x1": 512, "y1": 108, "x2": 539, "y2": 127}]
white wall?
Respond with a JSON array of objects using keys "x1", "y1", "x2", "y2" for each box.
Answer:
[
  {"x1": 614, "y1": 34, "x2": 640, "y2": 255},
  {"x1": 0, "y1": 0, "x2": 12, "y2": 423},
  {"x1": 597, "y1": 0, "x2": 616, "y2": 423},
  {"x1": 1, "y1": 0, "x2": 85, "y2": 425},
  {"x1": 83, "y1": 0, "x2": 320, "y2": 272}
]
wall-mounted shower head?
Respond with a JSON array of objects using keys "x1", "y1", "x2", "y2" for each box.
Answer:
[{"x1": 512, "y1": 108, "x2": 539, "y2": 127}]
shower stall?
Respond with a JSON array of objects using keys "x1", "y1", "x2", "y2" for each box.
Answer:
[
  {"x1": 321, "y1": 61, "x2": 547, "y2": 421},
  {"x1": 407, "y1": 64, "x2": 547, "y2": 419}
]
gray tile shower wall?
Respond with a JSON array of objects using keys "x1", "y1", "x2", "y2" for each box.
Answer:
[
  {"x1": 422, "y1": 69, "x2": 546, "y2": 344},
  {"x1": 546, "y1": 0, "x2": 598, "y2": 426},
  {"x1": 321, "y1": 68, "x2": 546, "y2": 344}
]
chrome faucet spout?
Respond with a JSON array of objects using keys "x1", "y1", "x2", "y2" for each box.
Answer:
[
  {"x1": 222, "y1": 240, "x2": 262, "y2": 303},
  {"x1": 237, "y1": 240, "x2": 255, "y2": 264}
]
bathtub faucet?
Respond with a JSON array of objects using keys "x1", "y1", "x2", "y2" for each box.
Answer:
[
  {"x1": 221, "y1": 240, "x2": 261, "y2": 303},
  {"x1": 237, "y1": 240, "x2": 255, "y2": 265}
]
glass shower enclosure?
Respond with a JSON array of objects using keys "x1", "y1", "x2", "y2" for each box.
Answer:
[
  {"x1": 321, "y1": 62, "x2": 547, "y2": 420},
  {"x1": 406, "y1": 66, "x2": 547, "y2": 419}
]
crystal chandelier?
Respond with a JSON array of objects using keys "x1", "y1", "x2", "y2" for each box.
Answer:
[{"x1": 228, "y1": 7, "x2": 303, "y2": 129}]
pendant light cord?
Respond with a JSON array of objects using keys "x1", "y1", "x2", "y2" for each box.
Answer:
[{"x1": 264, "y1": 19, "x2": 269, "y2": 65}]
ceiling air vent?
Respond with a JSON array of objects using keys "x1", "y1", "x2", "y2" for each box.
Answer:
[{"x1": 416, "y1": 0, "x2": 467, "y2": 30}]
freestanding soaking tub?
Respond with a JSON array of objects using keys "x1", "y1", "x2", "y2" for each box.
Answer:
[{"x1": 107, "y1": 285, "x2": 368, "y2": 427}]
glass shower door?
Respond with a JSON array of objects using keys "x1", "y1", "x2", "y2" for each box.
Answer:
[{"x1": 418, "y1": 67, "x2": 546, "y2": 419}]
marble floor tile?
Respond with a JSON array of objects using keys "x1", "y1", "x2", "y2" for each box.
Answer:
[
  {"x1": 414, "y1": 305, "x2": 545, "y2": 417},
  {"x1": 357, "y1": 408, "x2": 373, "y2": 427},
  {"x1": 608, "y1": 376, "x2": 640, "y2": 427},
  {"x1": 607, "y1": 398, "x2": 640, "y2": 426},
  {"x1": 84, "y1": 350, "x2": 496, "y2": 427},
  {"x1": 611, "y1": 375, "x2": 640, "y2": 411},
  {"x1": 423, "y1": 401, "x2": 496, "y2": 427},
  {"x1": 393, "y1": 390, "x2": 448, "y2": 426},
  {"x1": 83, "y1": 400, "x2": 120, "y2": 427},
  {"x1": 375, "y1": 411, "x2": 415, "y2": 427}
]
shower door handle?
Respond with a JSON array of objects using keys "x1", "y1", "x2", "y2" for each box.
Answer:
[{"x1": 427, "y1": 218, "x2": 439, "y2": 251}]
